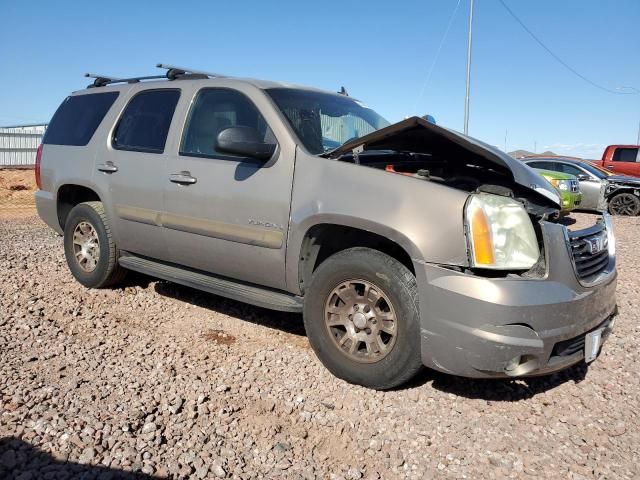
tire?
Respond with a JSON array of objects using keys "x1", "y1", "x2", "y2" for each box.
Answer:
[
  {"x1": 608, "y1": 192, "x2": 640, "y2": 216},
  {"x1": 303, "y1": 247, "x2": 423, "y2": 390},
  {"x1": 63, "y1": 201, "x2": 127, "y2": 288}
]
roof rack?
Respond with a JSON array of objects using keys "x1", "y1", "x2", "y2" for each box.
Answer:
[
  {"x1": 85, "y1": 64, "x2": 228, "y2": 89},
  {"x1": 156, "y1": 63, "x2": 227, "y2": 80},
  {"x1": 85, "y1": 73, "x2": 166, "y2": 88}
]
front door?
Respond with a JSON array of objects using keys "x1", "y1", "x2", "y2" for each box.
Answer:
[
  {"x1": 557, "y1": 162, "x2": 605, "y2": 210},
  {"x1": 162, "y1": 86, "x2": 295, "y2": 290}
]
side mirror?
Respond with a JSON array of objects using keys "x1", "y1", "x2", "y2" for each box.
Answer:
[
  {"x1": 215, "y1": 126, "x2": 276, "y2": 160},
  {"x1": 577, "y1": 174, "x2": 590, "y2": 181}
]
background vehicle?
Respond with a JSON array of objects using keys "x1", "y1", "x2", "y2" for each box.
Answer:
[
  {"x1": 524, "y1": 157, "x2": 606, "y2": 211},
  {"x1": 34, "y1": 65, "x2": 617, "y2": 390},
  {"x1": 599, "y1": 145, "x2": 640, "y2": 177},
  {"x1": 524, "y1": 157, "x2": 640, "y2": 215},
  {"x1": 529, "y1": 168, "x2": 581, "y2": 213}
]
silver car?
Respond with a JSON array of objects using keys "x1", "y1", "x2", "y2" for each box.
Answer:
[
  {"x1": 34, "y1": 65, "x2": 617, "y2": 389},
  {"x1": 524, "y1": 157, "x2": 640, "y2": 215}
]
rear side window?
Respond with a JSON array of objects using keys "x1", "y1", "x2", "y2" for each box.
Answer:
[
  {"x1": 527, "y1": 161, "x2": 556, "y2": 171},
  {"x1": 612, "y1": 147, "x2": 639, "y2": 162},
  {"x1": 43, "y1": 92, "x2": 119, "y2": 146},
  {"x1": 113, "y1": 89, "x2": 180, "y2": 153}
]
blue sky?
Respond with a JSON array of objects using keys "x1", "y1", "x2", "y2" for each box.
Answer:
[{"x1": 1, "y1": 0, "x2": 638, "y2": 158}]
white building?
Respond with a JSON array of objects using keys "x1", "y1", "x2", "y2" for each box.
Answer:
[{"x1": 0, "y1": 124, "x2": 48, "y2": 167}]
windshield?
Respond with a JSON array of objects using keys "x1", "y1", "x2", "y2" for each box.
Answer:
[{"x1": 267, "y1": 88, "x2": 390, "y2": 154}]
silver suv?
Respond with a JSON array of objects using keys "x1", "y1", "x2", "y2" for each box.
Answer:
[{"x1": 35, "y1": 64, "x2": 617, "y2": 389}]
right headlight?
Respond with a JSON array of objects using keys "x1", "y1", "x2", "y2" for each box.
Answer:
[{"x1": 465, "y1": 193, "x2": 540, "y2": 270}]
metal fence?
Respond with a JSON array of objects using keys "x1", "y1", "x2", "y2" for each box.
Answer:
[{"x1": 0, "y1": 124, "x2": 47, "y2": 167}]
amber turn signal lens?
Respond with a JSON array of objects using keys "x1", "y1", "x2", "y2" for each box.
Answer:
[{"x1": 470, "y1": 205, "x2": 495, "y2": 265}]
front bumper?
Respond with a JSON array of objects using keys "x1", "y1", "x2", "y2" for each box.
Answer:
[
  {"x1": 416, "y1": 218, "x2": 617, "y2": 378},
  {"x1": 561, "y1": 192, "x2": 582, "y2": 212}
]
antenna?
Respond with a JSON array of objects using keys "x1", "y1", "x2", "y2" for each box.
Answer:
[{"x1": 156, "y1": 64, "x2": 227, "y2": 80}]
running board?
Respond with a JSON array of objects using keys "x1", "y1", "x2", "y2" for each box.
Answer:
[{"x1": 118, "y1": 253, "x2": 303, "y2": 313}]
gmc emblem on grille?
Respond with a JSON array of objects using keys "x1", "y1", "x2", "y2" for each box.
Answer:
[{"x1": 587, "y1": 236, "x2": 603, "y2": 255}]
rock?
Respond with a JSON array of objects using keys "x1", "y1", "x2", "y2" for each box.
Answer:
[
  {"x1": 0, "y1": 449, "x2": 17, "y2": 469},
  {"x1": 78, "y1": 447, "x2": 96, "y2": 465}
]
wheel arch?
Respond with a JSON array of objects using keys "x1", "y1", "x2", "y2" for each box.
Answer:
[
  {"x1": 56, "y1": 184, "x2": 102, "y2": 230},
  {"x1": 291, "y1": 218, "x2": 422, "y2": 295}
]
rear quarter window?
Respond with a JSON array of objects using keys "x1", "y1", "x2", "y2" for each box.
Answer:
[{"x1": 43, "y1": 92, "x2": 119, "y2": 146}]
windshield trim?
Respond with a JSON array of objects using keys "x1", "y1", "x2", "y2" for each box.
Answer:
[{"x1": 265, "y1": 87, "x2": 390, "y2": 156}]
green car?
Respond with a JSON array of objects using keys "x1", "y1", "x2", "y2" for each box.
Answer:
[{"x1": 534, "y1": 169, "x2": 582, "y2": 213}]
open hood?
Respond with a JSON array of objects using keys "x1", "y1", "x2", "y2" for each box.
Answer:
[{"x1": 323, "y1": 116, "x2": 560, "y2": 208}]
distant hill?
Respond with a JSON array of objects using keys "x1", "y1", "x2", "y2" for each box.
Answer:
[{"x1": 508, "y1": 150, "x2": 557, "y2": 159}]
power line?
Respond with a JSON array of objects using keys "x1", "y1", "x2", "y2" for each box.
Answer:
[
  {"x1": 498, "y1": 0, "x2": 637, "y2": 95},
  {"x1": 414, "y1": 0, "x2": 463, "y2": 114}
]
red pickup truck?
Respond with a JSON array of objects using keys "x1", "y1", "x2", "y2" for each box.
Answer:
[{"x1": 598, "y1": 145, "x2": 640, "y2": 177}]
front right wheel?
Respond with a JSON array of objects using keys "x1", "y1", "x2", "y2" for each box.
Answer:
[{"x1": 303, "y1": 247, "x2": 423, "y2": 390}]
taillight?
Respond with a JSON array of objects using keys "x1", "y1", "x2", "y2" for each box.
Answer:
[{"x1": 35, "y1": 144, "x2": 43, "y2": 190}]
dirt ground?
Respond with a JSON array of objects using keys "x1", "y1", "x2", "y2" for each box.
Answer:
[
  {"x1": 0, "y1": 211, "x2": 639, "y2": 479},
  {"x1": 0, "y1": 169, "x2": 37, "y2": 217}
]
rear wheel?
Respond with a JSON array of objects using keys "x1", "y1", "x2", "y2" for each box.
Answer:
[
  {"x1": 608, "y1": 192, "x2": 640, "y2": 216},
  {"x1": 64, "y1": 201, "x2": 127, "y2": 288},
  {"x1": 303, "y1": 247, "x2": 422, "y2": 390}
]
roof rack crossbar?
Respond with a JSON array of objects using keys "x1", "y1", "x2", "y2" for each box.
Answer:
[
  {"x1": 156, "y1": 63, "x2": 227, "y2": 80},
  {"x1": 85, "y1": 73, "x2": 167, "y2": 88},
  {"x1": 85, "y1": 73, "x2": 121, "y2": 88}
]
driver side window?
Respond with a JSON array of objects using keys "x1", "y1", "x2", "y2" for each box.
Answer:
[
  {"x1": 181, "y1": 88, "x2": 274, "y2": 158},
  {"x1": 558, "y1": 163, "x2": 585, "y2": 177}
]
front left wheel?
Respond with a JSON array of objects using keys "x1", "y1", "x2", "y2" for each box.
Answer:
[
  {"x1": 303, "y1": 247, "x2": 423, "y2": 390},
  {"x1": 63, "y1": 201, "x2": 127, "y2": 288}
]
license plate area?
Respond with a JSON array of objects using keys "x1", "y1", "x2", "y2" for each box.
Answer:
[{"x1": 585, "y1": 328, "x2": 604, "y2": 363}]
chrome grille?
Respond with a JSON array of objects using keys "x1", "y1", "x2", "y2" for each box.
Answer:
[{"x1": 569, "y1": 226, "x2": 609, "y2": 280}]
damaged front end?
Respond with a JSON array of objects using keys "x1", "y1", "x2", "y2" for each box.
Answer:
[
  {"x1": 323, "y1": 116, "x2": 561, "y2": 219},
  {"x1": 323, "y1": 117, "x2": 618, "y2": 378}
]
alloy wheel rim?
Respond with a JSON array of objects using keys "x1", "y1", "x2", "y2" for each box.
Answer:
[
  {"x1": 72, "y1": 221, "x2": 101, "y2": 272},
  {"x1": 324, "y1": 279, "x2": 397, "y2": 363},
  {"x1": 610, "y1": 194, "x2": 638, "y2": 215}
]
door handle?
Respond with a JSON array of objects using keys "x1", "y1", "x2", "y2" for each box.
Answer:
[
  {"x1": 97, "y1": 162, "x2": 118, "y2": 173},
  {"x1": 169, "y1": 172, "x2": 197, "y2": 185},
  {"x1": 606, "y1": 165, "x2": 614, "y2": 170}
]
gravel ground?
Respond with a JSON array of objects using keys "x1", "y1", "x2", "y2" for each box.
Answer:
[{"x1": 1, "y1": 213, "x2": 639, "y2": 479}]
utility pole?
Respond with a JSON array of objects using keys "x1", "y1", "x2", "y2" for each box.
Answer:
[
  {"x1": 504, "y1": 129, "x2": 508, "y2": 152},
  {"x1": 464, "y1": 0, "x2": 474, "y2": 136},
  {"x1": 637, "y1": 119, "x2": 640, "y2": 145}
]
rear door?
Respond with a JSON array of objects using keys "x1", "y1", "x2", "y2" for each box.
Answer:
[
  {"x1": 161, "y1": 85, "x2": 295, "y2": 290},
  {"x1": 94, "y1": 88, "x2": 181, "y2": 261},
  {"x1": 606, "y1": 147, "x2": 640, "y2": 176}
]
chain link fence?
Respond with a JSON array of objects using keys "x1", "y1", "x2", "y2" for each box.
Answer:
[
  {"x1": 0, "y1": 124, "x2": 45, "y2": 218},
  {"x1": 0, "y1": 167, "x2": 37, "y2": 217}
]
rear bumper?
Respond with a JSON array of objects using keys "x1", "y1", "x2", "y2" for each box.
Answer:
[
  {"x1": 416, "y1": 218, "x2": 617, "y2": 378},
  {"x1": 35, "y1": 190, "x2": 62, "y2": 234}
]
